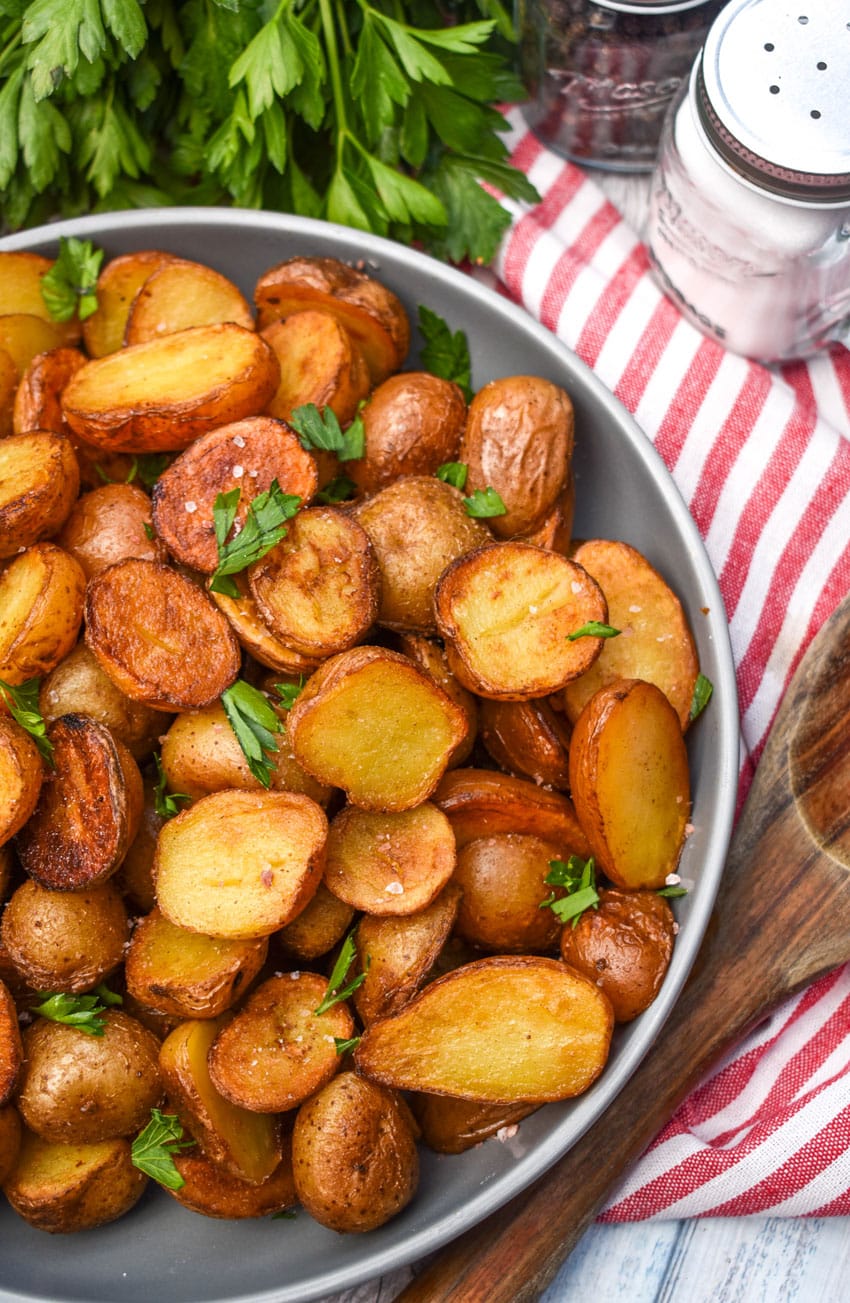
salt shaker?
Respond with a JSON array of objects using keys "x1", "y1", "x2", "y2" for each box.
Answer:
[
  {"x1": 518, "y1": 1, "x2": 726, "y2": 171},
  {"x1": 646, "y1": 0, "x2": 850, "y2": 362}
]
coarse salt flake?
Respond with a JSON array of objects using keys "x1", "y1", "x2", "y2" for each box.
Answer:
[
  {"x1": 496, "y1": 1125, "x2": 518, "y2": 1142},
  {"x1": 385, "y1": 881, "x2": 404, "y2": 895},
  {"x1": 570, "y1": 581, "x2": 582, "y2": 594},
  {"x1": 528, "y1": 605, "x2": 538, "y2": 614},
  {"x1": 684, "y1": 823, "x2": 695, "y2": 837},
  {"x1": 665, "y1": 873, "x2": 681, "y2": 886},
  {"x1": 184, "y1": 500, "x2": 197, "y2": 513},
  {"x1": 290, "y1": 971, "x2": 301, "y2": 980},
  {"x1": 672, "y1": 922, "x2": 680, "y2": 935},
  {"x1": 232, "y1": 435, "x2": 246, "y2": 448},
  {"x1": 629, "y1": 604, "x2": 642, "y2": 614},
  {"x1": 232, "y1": 465, "x2": 244, "y2": 478}
]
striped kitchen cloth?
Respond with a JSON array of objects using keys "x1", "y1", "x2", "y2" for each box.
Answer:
[{"x1": 480, "y1": 109, "x2": 850, "y2": 1219}]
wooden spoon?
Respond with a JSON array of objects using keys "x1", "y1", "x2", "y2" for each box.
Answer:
[{"x1": 399, "y1": 591, "x2": 850, "y2": 1303}]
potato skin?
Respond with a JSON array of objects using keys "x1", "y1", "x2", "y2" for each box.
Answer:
[
  {"x1": 0, "y1": 714, "x2": 43, "y2": 847},
  {"x1": 169, "y1": 1143, "x2": 297, "y2": 1220},
  {"x1": 350, "y1": 371, "x2": 466, "y2": 496},
  {"x1": 39, "y1": 642, "x2": 164, "y2": 761},
  {"x1": 453, "y1": 834, "x2": 566, "y2": 953},
  {"x1": 291, "y1": 1072, "x2": 419, "y2": 1232},
  {"x1": 0, "y1": 1103, "x2": 21, "y2": 1184},
  {"x1": 2, "y1": 1130, "x2": 146, "y2": 1233},
  {"x1": 1, "y1": 879, "x2": 128, "y2": 994},
  {"x1": 57, "y1": 483, "x2": 163, "y2": 580},
  {"x1": 0, "y1": 542, "x2": 86, "y2": 685},
  {"x1": 560, "y1": 888, "x2": 676, "y2": 1022},
  {"x1": 0, "y1": 431, "x2": 80, "y2": 559}
]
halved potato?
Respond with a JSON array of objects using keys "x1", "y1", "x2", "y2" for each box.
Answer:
[
  {"x1": 0, "y1": 978, "x2": 23, "y2": 1105},
  {"x1": 0, "y1": 879, "x2": 128, "y2": 993},
  {"x1": 412, "y1": 1094, "x2": 538, "y2": 1155},
  {"x1": 0, "y1": 431, "x2": 80, "y2": 559},
  {"x1": 395, "y1": 632, "x2": 478, "y2": 767},
  {"x1": 62, "y1": 324, "x2": 280, "y2": 453},
  {"x1": 353, "y1": 883, "x2": 462, "y2": 1024},
  {"x1": 0, "y1": 715, "x2": 42, "y2": 847},
  {"x1": 154, "y1": 789, "x2": 327, "y2": 939},
  {"x1": 325, "y1": 802, "x2": 456, "y2": 915},
  {"x1": 349, "y1": 371, "x2": 466, "y2": 496},
  {"x1": 0, "y1": 348, "x2": 16, "y2": 436},
  {"x1": 169, "y1": 1142, "x2": 296, "y2": 1219},
  {"x1": 58, "y1": 483, "x2": 163, "y2": 580},
  {"x1": 262, "y1": 310, "x2": 370, "y2": 427},
  {"x1": 0, "y1": 315, "x2": 68, "y2": 376},
  {"x1": 3, "y1": 1131, "x2": 147, "y2": 1233},
  {"x1": 209, "y1": 576, "x2": 324, "y2": 675},
  {"x1": 433, "y1": 768, "x2": 592, "y2": 856},
  {"x1": 569, "y1": 678, "x2": 690, "y2": 890},
  {"x1": 0, "y1": 252, "x2": 80, "y2": 345},
  {"x1": 82, "y1": 250, "x2": 178, "y2": 357},
  {"x1": 355, "y1": 956, "x2": 613, "y2": 1103},
  {"x1": 39, "y1": 642, "x2": 164, "y2": 761},
  {"x1": 124, "y1": 259, "x2": 254, "y2": 344},
  {"x1": 478, "y1": 696, "x2": 572, "y2": 789},
  {"x1": 112, "y1": 775, "x2": 163, "y2": 913},
  {"x1": 277, "y1": 882, "x2": 356, "y2": 963},
  {"x1": 12, "y1": 347, "x2": 85, "y2": 438},
  {"x1": 0, "y1": 543, "x2": 86, "y2": 685}
]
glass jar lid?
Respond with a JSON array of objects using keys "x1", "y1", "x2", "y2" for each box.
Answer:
[{"x1": 697, "y1": 0, "x2": 850, "y2": 203}]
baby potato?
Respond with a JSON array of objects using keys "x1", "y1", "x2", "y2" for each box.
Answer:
[
  {"x1": 39, "y1": 642, "x2": 165, "y2": 760},
  {"x1": 0, "y1": 431, "x2": 80, "y2": 558},
  {"x1": 453, "y1": 834, "x2": 566, "y2": 953},
  {"x1": 0, "y1": 347, "x2": 16, "y2": 436},
  {"x1": 0, "y1": 252, "x2": 80, "y2": 345},
  {"x1": 353, "y1": 883, "x2": 462, "y2": 1025},
  {"x1": 113, "y1": 774, "x2": 163, "y2": 912},
  {"x1": 0, "y1": 978, "x2": 23, "y2": 1104},
  {"x1": 2, "y1": 1130, "x2": 146, "y2": 1233},
  {"x1": 0, "y1": 880, "x2": 128, "y2": 994},
  {"x1": 124, "y1": 258, "x2": 255, "y2": 344},
  {"x1": 209, "y1": 576, "x2": 324, "y2": 675},
  {"x1": 58, "y1": 483, "x2": 164, "y2": 580},
  {"x1": 82, "y1": 250, "x2": 178, "y2": 357},
  {"x1": 433, "y1": 768, "x2": 592, "y2": 856},
  {"x1": 0, "y1": 1104, "x2": 21, "y2": 1184},
  {"x1": 0, "y1": 315, "x2": 68, "y2": 375},
  {"x1": 291, "y1": 1072, "x2": 419, "y2": 1232},
  {"x1": 349, "y1": 371, "x2": 466, "y2": 496},
  {"x1": 0, "y1": 714, "x2": 43, "y2": 847},
  {"x1": 17, "y1": 1012, "x2": 163, "y2": 1145},
  {"x1": 0, "y1": 542, "x2": 86, "y2": 685},
  {"x1": 277, "y1": 882, "x2": 355, "y2": 963},
  {"x1": 395, "y1": 632, "x2": 478, "y2": 767},
  {"x1": 262, "y1": 310, "x2": 370, "y2": 427},
  {"x1": 12, "y1": 347, "x2": 85, "y2": 438},
  {"x1": 560, "y1": 888, "x2": 676, "y2": 1022},
  {"x1": 169, "y1": 1142, "x2": 297, "y2": 1220},
  {"x1": 412, "y1": 1094, "x2": 537, "y2": 1155},
  {"x1": 325, "y1": 802, "x2": 456, "y2": 916},
  {"x1": 479, "y1": 696, "x2": 572, "y2": 790}
]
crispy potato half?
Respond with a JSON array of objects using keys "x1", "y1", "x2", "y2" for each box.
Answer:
[
  {"x1": 1, "y1": 879, "x2": 128, "y2": 994},
  {"x1": 0, "y1": 347, "x2": 16, "y2": 436},
  {"x1": 350, "y1": 371, "x2": 466, "y2": 496},
  {"x1": 82, "y1": 250, "x2": 178, "y2": 357},
  {"x1": 569, "y1": 678, "x2": 690, "y2": 890},
  {"x1": 12, "y1": 347, "x2": 85, "y2": 438},
  {"x1": 479, "y1": 696, "x2": 572, "y2": 789},
  {"x1": 209, "y1": 577, "x2": 324, "y2": 676},
  {"x1": 0, "y1": 978, "x2": 23, "y2": 1105},
  {"x1": 287, "y1": 646, "x2": 468, "y2": 811},
  {"x1": 62, "y1": 324, "x2": 280, "y2": 453},
  {"x1": 325, "y1": 802, "x2": 456, "y2": 915},
  {"x1": 412, "y1": 1094, "x2": 537, "y2": 1155},
  {"x1": 436, "y1": 543, "x2": 609, "y2": 700},
  {"x1": 58, "y1": 482, "x2": 163, "y2": 580},
  {"x1": 356, "y1": 956, "x2": 613, "y2": 1103},
  {"x1": 560, "y1": 888, "x2": 676, "y2": 1022},
  {"x1": 85, "y1": 559, "x2": 241, "y2": 711},
  {"x1": 277, "y1": 881, "x2": 355, "y2": 963},
  {"x1": 254, "y1": 256, "x2": 410, "y2": 385},
  {"x1": 155, "y1": 789, "x2": 327, "y2": 939},
  {"x1": 0, "y1": 715, "x2": 42, "y2": 847},
  {"x1": 170, "y1": 1142, "x2": 296, "y2": 1220},
  {"x1": 3, "y1": 1131, "x2": 147, "y2": 1233},
  {"x1": 124, "y1": 259, "x2": 255, "y2": 344},
  {"x1": 0, "y1": 315, "x2": 69, "y2": 376},
  {"x1": 0, "y1": 542, "x2": 86, "y2": 686},
  {"x1": 433, "y1": 768, "x2": 592, "y2": 856},
  {"x1": 353, "y1": 883, "x2": 462, "y2": 1024},
  {"x1": 262, "y1": 310, "x2": 370, "y2": 427},
  {"x1": 0, "y1": 431, "x2": 80, "y2": 558}
]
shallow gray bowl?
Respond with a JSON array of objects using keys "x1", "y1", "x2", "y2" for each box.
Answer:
[{"x1": 0, "y1": 209, "x2": 739, "y2": 1303}]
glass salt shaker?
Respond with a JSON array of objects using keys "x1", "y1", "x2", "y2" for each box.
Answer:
[
  {"x1": 646, "y1": 0, "x2": 850, "y2": 362},
  {"x1": 518, "y1": 1, "x2": 726, "y2": 171}
]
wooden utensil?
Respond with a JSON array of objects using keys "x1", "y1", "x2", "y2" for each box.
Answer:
[{"x1": 399, "y1": 592, "x2": 850, "y2": 1303}]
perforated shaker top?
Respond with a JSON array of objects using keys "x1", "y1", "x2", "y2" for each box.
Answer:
[{"x1": 696, "y1": 0, "x2": 850, "y2": 202}]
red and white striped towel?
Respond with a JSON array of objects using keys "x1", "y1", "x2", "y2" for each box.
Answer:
[{"x1": 481, "y1": 109, "x2": 850, "y2": 1220}]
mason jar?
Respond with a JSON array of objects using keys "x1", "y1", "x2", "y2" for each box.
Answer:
[
  {"x1": 518, "y1": 1, "x2": 725, "y2": 171},
  {"x1": 646, "y1": 0, "x2": 850, "y2": 361}
]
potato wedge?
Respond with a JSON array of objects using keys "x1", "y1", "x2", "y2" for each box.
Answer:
[
  {"x1": 1, "y1": 880, "x2": 128, "y2": 993},
  {"x1": 287, "y1": 646, "x2": 468, "y2": 812},
  {"x1": 0, "y1": 543, "x2": 86, "y2": 685},
  {"x1": 349, "y1": 372, "x2": 466, "y2": 496},
  {"x1": 0, "y1": 1104, "x2": 21, "y2": 1185},
  {"x1": 170, "y1": 1142, "x2": 296, "y2": 1219},
  {"x1": 262, "y1": 310, "x2": 370, "y2": 427},
  {"x1": 0, "y1": 714, "x2": 42, "y2": 847},
  {"x1": 62, "y1": 324, "x2": 280, "y2": 453},
  {"x1": 353, "y1": 883, "x2": 462, "y2": 1024},
  {"x1": 254, "y1": 256, "x2": 409, "y2": 385},
  {"x1": 433, "y1": 768, "x2": 592, "y2": 856},
  {"x1": 2, "y1": 1131, "x2": 147, "y2": 1233},
  {"x1": 412, "y1": 1094, "x2": 537, "y2": 1155},
  {"x1": 0, "y1": 431, "x2": 80, "y2": 559},
  {"x1": 159, "y1": 1017, "x2": 281, "y2": 1184},
  {"x1": 82, "y1": 250, "x2": 178, "y2": 357},
  {"x1": 124, "y1": 259, "x2": 254, "y2": 344},
  {"x1": 155, "y1": 789, "x2": 327, "y2": 939},
  {"x1": 58, "y1": 482, "x2": 163, "y2": 580},
  {"x1": 454, "y1": 834, "x2": 566, "y2": 952},
  {"x1": 39, "y1": 642, "x2": 164, "y2": 761},
  {"x1": 479, "y1": 696, "x2": 572, "y2": 789},
  {"x1": 12, "y1": 346, "x2": 85, "y2": 438},
  {"x1": 0, "y1": 978, "x2": 23, "y2": 1105},
  {"x1": 564, "y1": 539, "x2": 700, "y2": 730},
  {"x1": 151, "y1": 416, "x2": 318, "y2": 573},
  {"x1": 569, "y1": 678, "x2": 690, "y2": 889},
  {"x1": 436, "y1": 543, "x2": 608, "y2": 699},
  {"x1": 85, "y1": 559, "x2": 241, "y2": 711},
  {"x1": 560, "y1": 888, "x2": 676, "y2": 1022},
  {"x1": 277, "y1": 882, "x2": 356, "y2": 963},
  {"x1": 355, "y1": 956, "x2": 613, "y2": 1103},
  {"x1": 325, "y1": 802, "x2": 456, "y2": 915},
  {"x1": 291, "y1": 1072, "x2": 419, "y2": 1232},
  {"x1": 0, "y1": 252, "x2": 80, "y2": 345},
  {"x1": 16, "y1": 715, "x2": 143, "y2": 891}
]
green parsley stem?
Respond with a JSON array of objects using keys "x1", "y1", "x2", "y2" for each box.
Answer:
[{"x1": 319, "y1": 0, "x2": 348, "y2": 141}]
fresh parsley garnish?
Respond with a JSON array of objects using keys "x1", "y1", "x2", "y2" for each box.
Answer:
[
  {"x1": 135, "y1": 453, "x2": 172, "y2": 489},
  {"x1": 689, "y1": 673, "x2": 713, "y2": 722},
  {"x1": 143, "y1": 522, "x2": 156, "y2": 541},
  {"x1": 152, "y1": 753, "x2": 190, "y2": 820},
  {"x1": 209, "y1": 480, "x2": 301, "y2": 599},
  {"x1": 315, "y1": 933, "x2": 369, "y2": 1015},
  {"x1": 418, "y1": 306, "x2": 472, "y2": 400},
  {"x1": 658, "y1": 885, "x2": 689, "y2": 898},
  {"x1": 40, "y1": 237, "x2": 103, "y2": 322},
  {"x1": 221, "y1": 680, "x2": 282, "y2": 789},
  {"x1": 271, "y1": 1210, "x2": 298, "y2": 1220},
  {"x1": 289, "y1": 404, "x2": 365, "y2": 463},
  {"x1": 567, "y1": 622, "x2": 621, "y2": 641},
  {"x1": 0, "y1": 678, "x2": 54, "y2": 766},
  {"x1": 31, "y1": 985, "x2": 120, "y2": 1036},
  {"x1": 131, "y1": 1109, "x2": 195, "y2": 1191},
  {"x1": 274, "y1": 678, "x2": 305, "y2": 711},
  {"x1": 316, "y1": 474, "x2": 357, "y2": 505},
  {"x1": 539, "y1": 855, "x2": 600, "y2": 929},
  {"x1": 333, "y1": 1036, "x2": 362, "y2": 1056},
  {"x1": 463, "y1": 486, "x2": 506, "y2": 518},
  {"x1": 436, "y1": 461, "x2": 469, "y2": 491}
]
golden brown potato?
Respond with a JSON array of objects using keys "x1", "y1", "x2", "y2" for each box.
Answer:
[
  {"x1": 560, "y1": 888, "x2": 676, "y2": 1022},
  {"x1": 325, "y1": 803, "x2": 456, "y2": 916},
  {"x1": 16, "y1": 715, "x2": 143, "y2": 891},
  {"x1": 453, "y1": 834, "x2": 566, "y2": 953},
  {"x1": 39, "y1": 643, "x2": 165, "y2": 763},
  {"x1": 0, "y1": 978, "x2": 23, "y2": 1104},
  {"x1": 57, "y1": 482, "x2": 163, "y2": 580},
  {"x1": 354, "y1": 475, "x2": 490, "y2": 633},
  {"x1": 254, "y1": 256, "x2": 409, "y2": 385},
  {"x1": 17, "y1": 1012, "x2": 163, "y2": 1144},
  {"x1": 433, "y1": 768, "x2": 592, "y2": 856},
  {"x1": 277, "y1": 881, "x2": 355, "y2": 963},
  {"x1": 207, "y1": 972, "x2": 352, "y2": 1113},
  {"x1": 460, "y1": 376, "x2": 573, "y2": 539},
  {"x1": 0, "y1": 880, "x2": 128, "y2": 993},
  {"x1": 262, "y1": 310, "x2": 370, "y2": 427},
  {"x1": 564, "y1": 539, "x2": 700, "y2": 731},
  {"x1": 412, "y1": 1094, "x2": 537, "y2": 1155},
  {"x1": 3, "y1": 1130, "x2": 146, "y2": 1233},
  {"x1": 0, "y1": 252, "x2": 80, "y2": 345},
  {"x1": 151, "y1": 416, "x2": 318, "y2": 573},
  {"x1": 0, "y1": 1104, "x2": 21, "y2": 1184},
  {"x1": 0, "y1": 315, "x2": 68, "y2": 376},
  {"x1": 291, "y1": 1072, "x2": 419, "y2": 1232},
  {"x1": 0, "y1": 347, "x2": 17, "y2": 436},
  {"x1": 62, "y1": 324, "x2": 280, "y2": 453},
  {"x1": 521, "y1": 472, "x2": 575, "y2": 553},
  {"x1": 124, "y1": 259, "x2": 255, "y2": 344},
  {"x1": 569, "y1": 678, "x2": 690, "y2": 890},
  {"x1": 112, "y1": 774, "x2": 162, "y2": 912},
  {"x1": 155, "y1": 789, "x2": 327, "y2": 940},
  {"x1": 248, "y1": 506, "x2": 380, "y2": 658},
  {"x1": 169, "y1": 1141, "x2": 297, "y2": 1219},
  {"x1": 12, "y1": 347, "x2": 85, "y2": 438},
  {"x1": 356, "y1": 956, "x2": 613, "y2": 1103},
  {"x1": 82, "y1": 250, "x2": 178, "y2": 357},
  {"x1": 159, "y1": 1018, "x2": 281, "y2": 1184},
  {"x1": 478, "y1": 696, "x2": 572, "y2": 789},
  {"x1": 0, "y1": 714, "x2": 42, "y2": 847},
  {"x1": 0, "y1": 431, "x2": 80, "y2": 558},
  {"x1": 209, "y1": 577, "x2": 324, "y2": 675},
  {"x1": 395, "y1": 632, "x2": 478, "y2": 768},
  {"x1": 353, "y1": 883, "x2": 462, "y2": 1024},
  {"x1": 0, "y1": 542, "x2": 86, "y2": 685},
  {"x1": 125, "y1": 909, "x2": 267, "y2": 1020},
  {"x1": 287, "y1": 646, "x2": 468, "y2": 812},
  {"x1": 85, "y1": 559, "x2": 241, "y2": 711},
  {"x1": 349, "y1": 372, "x2": 466, "y2": 495}
]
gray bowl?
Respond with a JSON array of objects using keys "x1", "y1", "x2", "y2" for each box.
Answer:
[{"x1": 0, "y1": 210, "x2": 739, "y2": 1303}]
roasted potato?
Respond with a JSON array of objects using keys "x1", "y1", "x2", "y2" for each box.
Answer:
[
  {"x1": 453, "y1": 834, "x2": 567, "y2": 953},
  {"x1": 353, "y1": 883, "x2": 462, "y2": 1024},
  {"x1": 57, "y1": 482, "x2": 163, "y2": 580},
  {"x1": 0, "y1": 978, "x2": 23, "y2": 1105},
  {"x1": 39, "y1": 642, "x2": 164, "y2": 761},
  {"x1": 277, "y1": 882, "x2": 355, "y2": 963},
  {"x1": 0, "y1": 542, "x2": 86, "y2": 685},
  {"x1": 0, "y1": 1104, "x2": 21, "y2": 1184},
  {"x1": 112, "y1": 774, "x2": 163, "y2": 912},
  {"x1": 124, "y1": 259, "x2": 254, "y2": 344},
  {"x1": 0, "y1": 347, "x2": 16, "y2": 436},
  {"x1": 325, "y1": 802, "x2": 456, "y2": 915},
  {"x1": 0, "y1": 880, "x2": 128, "y2": 994},
  {"x1": 560, "y1": 888, "x2": 676, "y2": 1022},
  {"x1": 0, "y1": 315, "x2": 68, "y2": 375},
  {"x1": 169, "y1": 1142, "x2": 297, "y2": 1220},
  {"x1": 0, "y1": 431, "x2": 80, "y2": 558},
  {"x1": 0, "y1": 714, "x2": 43, "y2": 847},
  {"x1": 349, "y1": 371, "x2": 466, "y2": 495},
  {"x1": 12, "y1": 347, "x2": 85, "y2": 439},
  {"x1": 209, "y1": 577, "x2": 324, "y2": 675},
  {"x1": 82, "y1": 250, "x2": 178, "y2": 357},
  {"x1": 262, "y1": 310, "x2": 370, "y2": 427},
  {"x1": 2, "y1": 1130, "x2": 146, "y2": 1233},
  {"x1": 433, "y1": 768, "x2": 591, "y2": 856},
  {"x1": 395, "y1": 632, "x2": 478, "y2": 767},
  {"x1": 0, "y1": 252, "x2": 80, "y2": 346},
  {"x1": 478, "y1": 696, "x2": 572, "y2": 789},
  {"x1": 412, "y1": 1094, "x2": 537, "y2": 1156}
]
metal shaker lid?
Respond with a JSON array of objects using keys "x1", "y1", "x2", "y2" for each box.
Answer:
[
  {"x1": 697, "y1": 0, "x2": 850, "y2": 203},
  {"x1": 597, "y1": 1, "x2": 715, "y2": 12}
]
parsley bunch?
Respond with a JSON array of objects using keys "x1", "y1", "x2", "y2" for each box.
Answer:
[{"x1": 0, "y1": 1, "x2": 535, "y2": 266}]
